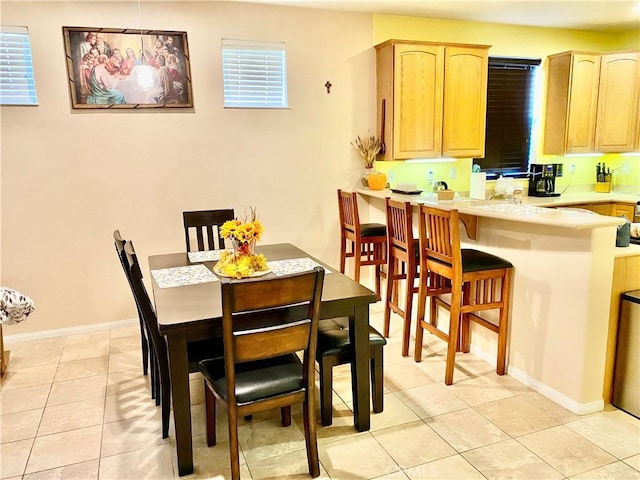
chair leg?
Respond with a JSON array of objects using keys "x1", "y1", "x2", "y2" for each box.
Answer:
[
  {"x1": 383, "y1": 257, "x2": 396, "y2": 338},
  {"x1": 204, "y1": 384, "x2": 217, "y2": 447},
  {"x1": 339, "y1": 237, "x2": 346, "y2": 274},
  {"x1": 227, "y1": 405, "x2": 241, "y2": 480},
  {"x1": 414, "y1": 276, "x2": 428, "y2": 362},
  {"x1": 496, "y1": 269, "x2": 512, "y2": 375},
  {"x1": 371, "y1": 347, "x2": 384, "y2": 413},
  {"x1": 319, "y1": 357, "x2": 333, "y2": 426},
  {"x1": 354, "y1": 241, "x2": 361, "y2": 283},
  {"x1": 303, "y1": 399, "x2": 320, "y2": 478},
  {"x1": 281, "y1": 406, "x2": 292, "y2": 427},
  {"x1": 138, "y1": 315, "x2": 149, "y2": 376},
  {"x1": 401, "y1": 264, "x2": 415, "y2": 357},
  {"x1": 444, "y1": 291, "x2": 462, "y2": 386}
]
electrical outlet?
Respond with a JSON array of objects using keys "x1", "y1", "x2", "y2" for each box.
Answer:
[
  {"x1": 621, "y1": 163, "x2": 630, "y2": 174},
  {"x1": 569, "y1": 163, "x2": 576, "y2": 173},
  {"x1": 449, "y1": 167, "x2": 456, "y2": 179},
  {"x1": 427, "y1": 170, "x2": 434, "y2": 182},
  {"x1": 387, "y1": 171, "x2": 395, "y2": 184}
]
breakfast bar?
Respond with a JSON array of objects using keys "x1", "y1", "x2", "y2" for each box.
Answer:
[{"x1": 357, "y1": 187, "x2": 637, "y2": 414}]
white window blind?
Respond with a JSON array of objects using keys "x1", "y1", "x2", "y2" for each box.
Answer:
[
  {"x1": 0, "y1": 26, "x2": 38, "y2": 106},
  {"x1": 222, "y1": 39, "x2": 288, "y2": 108}
]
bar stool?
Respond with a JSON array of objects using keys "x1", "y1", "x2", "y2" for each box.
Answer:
[
  {"x1": 384, "y1": 199, "x2": 420, "y2": 357},
  {"x1": 337, "y1": 189, "x2": 387, "y2": 300},
  {"x1": 414, "y1": 205, "x2": 513, "y2": 385}
]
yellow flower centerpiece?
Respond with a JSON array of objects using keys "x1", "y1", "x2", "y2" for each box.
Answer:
[{"x1": 214, "y1": 208, "x2": 269, "y2": 279}]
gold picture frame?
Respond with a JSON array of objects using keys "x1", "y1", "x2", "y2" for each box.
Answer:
[{"x1": 62, "y1": 26, "x2": 193, "y2": 109}]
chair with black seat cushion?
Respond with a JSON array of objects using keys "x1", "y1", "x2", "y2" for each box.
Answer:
[
  {"x1": 337, "y1": 190, "x2": 387, "y2": 299},
  {"x1": 384, "y1": 199, "x2": 420, "y2": 357},
  {"x1": 198, "y1": 267, "x2": 325, "y2": 480},
  {"x1": 124, "y1": 240, "x2": 224, "y2": 438},
  {"x1": 414, "y1": 205, "x2": 513, "y2": 385},
  {"x1": 183, "y1": 209, "x2": 235, "y2": 252},
  {"x1": 316, "y1": 317, "x2": 386, "y2": 426},
  {"x1": 113, "y1": 230, "x2": 153, "y2": 395}
]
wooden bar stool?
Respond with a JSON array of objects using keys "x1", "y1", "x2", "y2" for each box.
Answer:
[
  {"x1": 384, "y1": 199, "x2": 420, "y2": 357},
  {"x1": 414, "y1": 205, "x2": 513, "y2": 385},
  {"x1": 337, "y1": 190, "x2": 387, "y2": 299}
]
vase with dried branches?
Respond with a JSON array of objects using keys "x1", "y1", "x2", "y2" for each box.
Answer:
[{"x1": 352, "y1": 135, "x2": 383, "y2": 187}]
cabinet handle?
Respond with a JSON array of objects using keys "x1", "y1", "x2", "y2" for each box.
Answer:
[{"x1": 380, "y1": 98, "x2": 386, "y2": 155}]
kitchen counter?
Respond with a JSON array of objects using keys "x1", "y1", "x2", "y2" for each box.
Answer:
[
  {"x1": 357, "y1": 188, "x2": 632, "y2": 230},
  {"x1": 355, "y1": 187, "x2": 640, "y2": 415}
]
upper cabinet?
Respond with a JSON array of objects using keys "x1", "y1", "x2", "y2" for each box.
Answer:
[
  {"x1": 375, "y1": 40, "x2": 490, "y2": 161},
  {"x1": 543, "y1": 50, "x2": 640, "y2": 155}
]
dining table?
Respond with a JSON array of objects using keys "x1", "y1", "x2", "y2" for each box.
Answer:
[{"x1": 149, "y1": 242, "x2": 378, "y2": 476}]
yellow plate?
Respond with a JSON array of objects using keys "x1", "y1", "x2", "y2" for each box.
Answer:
[{"x1": 213, "y1": 265, "x2": 271, "y2": 278}]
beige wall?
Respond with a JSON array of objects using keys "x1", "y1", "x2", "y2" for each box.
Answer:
[
  {"x1": 0, "y1": 2, "x2": 375, "y2": 334},
  {"x1": 2, "y1": 2, "x2": 638, "y2": 336}
]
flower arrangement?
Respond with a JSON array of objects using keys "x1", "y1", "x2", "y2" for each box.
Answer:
[
  {"x1": 352, "y1": 134, "x2": 383, "y2": 169},
  {"x1": 215, "y1": 208, "x2": 269, "y2": 279}
]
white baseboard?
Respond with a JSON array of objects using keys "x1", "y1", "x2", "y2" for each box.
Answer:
[
  {"x1": 470, "y1": 344, "x2": 604, "y2": 416},
  {"x1": 4, "y1": 318, "x2": 139, "y2": 345}
]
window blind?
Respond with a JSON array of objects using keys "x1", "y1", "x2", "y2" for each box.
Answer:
[
  {"x1": 475, "y1": 57, "x2": 541, "y2": 174},
  {"x1": 0, "y1": 26, "x2": 38, "y2": 105},
  {"x1": 222, "y1": 39, "x2": 287, "y2": 108}
]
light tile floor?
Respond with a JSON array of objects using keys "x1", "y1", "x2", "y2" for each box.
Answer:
[{"x1": 1, "y1": 303, "x2": 639, "y2": 480}]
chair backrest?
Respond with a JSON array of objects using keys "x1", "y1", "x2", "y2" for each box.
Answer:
[
  {"x1": 337, "y1": 190, "x2": 360, "y2": 236},
  {"x1": 124, "y1": 241, "x2": 166, "y2": 352},
  {"x1": 183, "y1": 209, "x2": 235, "y2": 252},
  {"x1": 418, "y1": 205, "x2": 462, "y2": 272},
  {"x1": 385, "y1": 198, "x2": 414, "y2": 254},
  {"x1": 220, "y1": 267, "x2": 325, "y2": 400}
]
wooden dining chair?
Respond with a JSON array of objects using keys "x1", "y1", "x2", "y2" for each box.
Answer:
[
  {"x1": 124, "y1": 240, "x2": 224, "y2": 438},
  {"x1": 183, "y1": 209, "x2": 235, "y2": 252},
  {"x1": 316, "y1": 317, "x2": 386, "y2": 426},
  {"x1": 198, "y1": 267, "x2": 325, "y2": 480},
  {"x1": 414, "y1": 205, "x2": 513, "y2": 385},
  {"x1": 384, "y1": 199, "x2": 420, "y2": 357},
  {"x1": 113, "y1": 230, "x2": 153, "y2": 396},
  {"x1": 337, "y1": 190, "x2": 387, "y2": 299}
]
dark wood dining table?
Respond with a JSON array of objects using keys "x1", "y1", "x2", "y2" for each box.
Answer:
[{"x1": 149, "y1": 243, "x2": 377, "y2": 476}]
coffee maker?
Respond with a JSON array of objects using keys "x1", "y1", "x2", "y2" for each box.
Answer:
[{"x1": 528, "y1": 163, "x2": 562, "y2": 197}]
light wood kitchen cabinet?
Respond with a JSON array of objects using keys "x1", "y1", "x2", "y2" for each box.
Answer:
[
  {"x1": 375, "y1": 40, "x2": 490, "y2": 160},
  {"x1": 559, "y1": 202, "x2": 635, "y2": 219},
  {"x1": 544, "y1": 52, "x2": 601, "y2": 155},
  {"x1": 544, "y1": 50, "x2": 640, "y2": 155},
  {"x1": 595, "y1": 52, "x2": 640, "y2": 152}
]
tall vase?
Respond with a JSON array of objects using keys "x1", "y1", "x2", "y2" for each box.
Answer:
[
  {"x1": 361, "y1": 167, "x2": 374, "y2": 187},
  {"x1": 232, "y1": 238, "x2": 256, "y2": 257}
]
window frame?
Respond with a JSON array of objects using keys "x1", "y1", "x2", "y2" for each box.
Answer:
[{"x1": 221, "y1": 38, "x2": 288, "y2": 109}]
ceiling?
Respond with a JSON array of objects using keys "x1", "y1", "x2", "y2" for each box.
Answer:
[{"x1": 219, "y1": 0, "x2": 640, "y2": 33}]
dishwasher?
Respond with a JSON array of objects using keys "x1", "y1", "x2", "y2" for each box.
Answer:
[{"x1": 612, "y1": 290, "x2": 640, "y2": 418}]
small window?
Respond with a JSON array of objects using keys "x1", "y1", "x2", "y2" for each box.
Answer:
[
  {"x1": 222, "y1": 39, "x2": 288, "y2": 108},
  {"x1": 475, "y1": 57, "x2": 541, "y2": 177},
  {"x1": 0, "y1": 26, "x2": 38, "y2": 105}
]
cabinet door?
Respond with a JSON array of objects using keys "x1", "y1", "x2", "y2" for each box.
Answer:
[
  {"x1": 592, "y1": 203, "x2": 613, "y2": 216},
  {"x1": 611, "y1": 204, "x2": 635, "y2": 220},
  {"x1": 442, "y1": 46, "x2": 489, "y2": 158},
  {"x1": 596, "y1": 52, "x2": 640, "y2": 152},
  {"x1": 566, "y1": 54, "x2": 601, "y2": 153},
  {"x1": 393, "y1": 44, "x2": 444, "y2": 159}
]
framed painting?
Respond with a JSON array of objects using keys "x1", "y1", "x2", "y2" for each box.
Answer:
[{"x1": 62, "y1": 26, "x2": 193, "y2": 109}]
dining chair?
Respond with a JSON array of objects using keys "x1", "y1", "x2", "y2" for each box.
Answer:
[
  {"x1": 414, "y1": 205, "x2": 513, "y2": 385},
  {"x1": 384, "y1": 198, "x2": 420, "y2": 357},
  {"x1": 183, "y1": 209, "x2": 235, "y2": 252},
  {"x1": 337, "y1": 189, "x2": 387, "y2": 300},
  {"x1": 113, "y1": 230, "x2": 154, "y2": 396},
  {"x1": 316, "y1": 317, "x2": 386, "y2": 426},
  {"x1": 124, "y1": 240, "x2": 224, "y2": 438},
  {"x1": 198, "y1": 267, "x2": 325, "y2": 480}
]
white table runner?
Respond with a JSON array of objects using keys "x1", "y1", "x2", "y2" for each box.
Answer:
[{"x1": 151, "y1": 264, "x2": 219, "y2": 288}]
